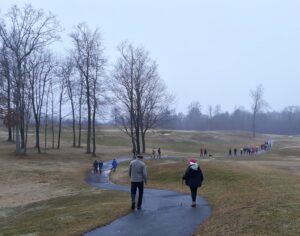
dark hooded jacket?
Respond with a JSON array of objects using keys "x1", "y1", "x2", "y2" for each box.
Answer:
[{"x1": 182, "y1": 163, "x2": 204, "y2": 188}]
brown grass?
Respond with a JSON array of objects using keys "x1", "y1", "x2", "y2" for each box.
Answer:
[
  {"x1": 0, "y1": 131, "x2": 132, "y2": 235},
  {"x1": 111, "y1": 132, "x2": 300, "y2": 236},
  {"x1": 1, "y1": 128, "x2": 300, "y2": 235}
]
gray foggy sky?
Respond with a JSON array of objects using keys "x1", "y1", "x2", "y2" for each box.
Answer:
[{"x1": 1, "y1": 0, "x2": 300, "y2": 114}]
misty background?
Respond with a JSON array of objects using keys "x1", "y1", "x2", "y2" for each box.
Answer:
[
  {"x1": 1, "y1": 0, "x2": 299, "y2": 114},
  {"x1": 1, "y1": 1, "x2": 300, "y2": 140}
]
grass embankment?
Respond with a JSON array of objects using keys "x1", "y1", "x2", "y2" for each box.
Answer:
[
  {"x1": 112, "y1": 148, "x2": 300, "y2": 235},
  {"x1": 1, "y1": 190, "x2": 129, "y2": 235},
  {"x1": 1, "y1": 129, "x2": 300, "y2": 235},
  {"x1": 0, "y1": 131, "x2": 132, "y2": 235}
]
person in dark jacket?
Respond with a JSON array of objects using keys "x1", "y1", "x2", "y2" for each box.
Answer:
[
  {"x1": 98, "y1": 160, "x2": 103, "y2": 173},
  {"x1": 182, "y1": 159, "x2": 204, "y2": 207},
  {"x1": 93, "y1": 160, "x2": 98, "y2": 174}
]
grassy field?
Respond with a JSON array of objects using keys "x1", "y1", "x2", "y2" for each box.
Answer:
[{"x1": 0, "y1": 128, "x2": 300, "y2": 235}]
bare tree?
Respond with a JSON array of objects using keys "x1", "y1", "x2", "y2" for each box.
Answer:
[
  {"x1": 91, "y1": 55, "x2": 106, "y2": 156},
  {"x1": 56, "y1": 75, "x2": 65, "y2": 149},
  {"x1": 186, "y1": 102, "x2": 202, "y2": 130},
  {"x1": 44, "y1": 84, "x2": 51, "y2": 152},
  {"x1": 0, "y1": 44, "x2": 13, "y2": 141},
  {"x1": 111, "y1": 42, "x2": 172, "y2": 153},
  {"x1": 77, "y1": 76, "x2": 84, "y2": 147},
  {"x1": 70, "y1": 22, "x2": 106, "y2": 154},
  {"x1": 50, "y1": 81, "x2": 55, "y2": 149},
  {"x1": 0, "y1": 4, "x2": 60, "y2": 154},
  {"x1": 139, "y1": 64, "x2": 173, "y2": 153},
  {"x1": 27, "y1": 50, "x2": 54, "y2": 153},
  {"x1": 111, "y1": 42, "x2": 139, "y2": 153},
  {"x1": 62, "y1": 57, "x2": 76, "y2": 147},
  {"x1": 250, "y1": 84, "x2": 268, "y2": 137}
]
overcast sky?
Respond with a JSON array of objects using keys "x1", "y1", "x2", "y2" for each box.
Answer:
[{"x1": 1, "y1": 0, "x2": 300, "y2": 114}]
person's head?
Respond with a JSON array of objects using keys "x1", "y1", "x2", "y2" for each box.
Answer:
[{"x1": 189, "y1": 158, "x2": 199, "y2": 170}]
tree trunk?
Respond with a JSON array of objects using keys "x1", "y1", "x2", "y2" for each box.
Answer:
[
  {"x1": 252, "y1": 113, "x2": 256, "y2": 137},
  {"x1": 92, "y1": 105, "x2": 96, "y2": 156},
  {"x1": 57, "y1": 89, "x2": 63, "y2": 149},
  {"x1": 141, "y1": 131, "x2": 146, "y2": 153},
  {"x1": 35, "y1": 119, "x2": 41, "y2": 153},
  {"x1": 71, "y1": 101, "x2": 76, "y2": 147},
  {"x1": 6, "y1": 69, "x2": 12, "y2": 141},
  {"x1": 78, "y1": 104, "x2": 82, "y2": 147},
  {"x1": 44, "y1": 99, "x2": 49, "y2": 152},
  {"x1": 51, "y1": 88, "x2": 55, "y2": 148},
  {"x1": 15, "y1": 62, "x2": 22, "y2": 154},
  {"x1": 78, "y1": 82, "x2": 83, "y2": 148},
  {"x1": 86, "y1": 92, "x2": 91, "y2": 153}
]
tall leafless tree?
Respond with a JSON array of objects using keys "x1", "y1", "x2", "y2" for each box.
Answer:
[
  {"x1": 111, "y1": 42, "x2": 172, "y2": 153},
  {"x1": 56, "y1": 75, "x2": 65, "y2": 149},
  {"x1": 77, "y1": 76, "x2": 84, "y2": 148},
  {"x1": 61, "y1": 57, "x2": 77, "y2": 147},
  {"x1": 0, "y1": 4, "x2": 60, "y2": 154},
  {"x1": 250, "y1": 84, "x2": 268, "y2": 137},
  {"x1": 44, "y1": 84, "x2": 51, "y2": 152},
  {"x1": 70, "y1": 22, "x2": 106, "y2": 154},
  {"x1": 0, "y1": 44, "x2": 14, "y2": 141},
  {"x1": 50, "y1": 81, "x2": 55, "y2": 149},
  {"x1": 91, "y1": 55, "x2": 106, "y2": 156},
  {"x1": 27, "y1": 50, "x2": 54, "y2": 153}
]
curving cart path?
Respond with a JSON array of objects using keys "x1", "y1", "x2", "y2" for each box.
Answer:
[{"x1": 84, "y1": 157, "x2": 211, "y2": 236}]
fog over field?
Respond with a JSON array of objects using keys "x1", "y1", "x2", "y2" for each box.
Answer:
[{"x1": 1, "y1": 0, "x2": 299, "y2": 113}]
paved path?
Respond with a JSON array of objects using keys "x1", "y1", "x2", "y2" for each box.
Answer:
[{"x1": 84, "y1": 157, "x2": 211, "y2": 236}]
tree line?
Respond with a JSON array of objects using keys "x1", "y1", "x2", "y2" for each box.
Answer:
[
  {"x1": 160, "y1": 102, "x2": 300, "y2": 135},
  {"x1": 0, "y1": 4, "x2": 171, "y2": 155}
]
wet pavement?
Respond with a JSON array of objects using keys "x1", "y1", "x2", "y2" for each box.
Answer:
[{"x1": 84, "y1": 157, "x2": 211, "y2": 236}]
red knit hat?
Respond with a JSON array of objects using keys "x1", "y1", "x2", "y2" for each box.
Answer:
[{"x1": 189, "y1": 159, "x2": 197, "y2": 165}]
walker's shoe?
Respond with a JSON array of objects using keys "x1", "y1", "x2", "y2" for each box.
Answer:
[
  {"x1": 131, "y1": 202, "x2": 135, "y2": 210},
  {"x1": 137, "y1": 206, "x2": 142, "y2": 210},
  {"x1": 191, "y1": 202, "x2": 196, "y2": 207}
]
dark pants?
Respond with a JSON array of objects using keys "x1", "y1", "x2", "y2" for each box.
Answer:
[
  {"x1": 190, "y1": 186, "x2": 198, "y2": 202},
  {"x1": 131, "y1": 182, "x2": 144, "y2": 207}
]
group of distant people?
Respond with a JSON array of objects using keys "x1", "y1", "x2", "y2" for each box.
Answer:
[
  {"x1": 228, "y1": 140, "x2": 273, "y2": 157},
  {"x1": 93, "y1": 159, "x2": 103, "y2": 174},
  {"x1": 151, "y1": 147, "x2": 161, "y2": 159},
  {"x1": 199, "y1": 148, "x2": 208, "y2": 157},
  {"x1": 93, "y1": 158, "x2": 118, "y2": 174}
]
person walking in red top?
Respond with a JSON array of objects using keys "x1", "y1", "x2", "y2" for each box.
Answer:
[{"x1": 200, "y1": 148, "x2": 203, "y2": 157}]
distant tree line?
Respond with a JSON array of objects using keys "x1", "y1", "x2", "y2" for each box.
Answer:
[
  {"x1": 160, "y1": 104, "x2": 300, "y2": 135},
  {"x1": 0, "y1": 4, "x2": 171, "y2": 155}
]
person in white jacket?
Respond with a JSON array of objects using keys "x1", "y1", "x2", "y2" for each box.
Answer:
[{"x1": 129, "y1": 155, "x2": 147, "y2": 210}]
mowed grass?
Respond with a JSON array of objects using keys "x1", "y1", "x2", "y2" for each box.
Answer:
[
  {"x1": 111, "y1": 134, "x2": 300, "y2": 235},
  {"x1": 1, "y1": 128, "x2": 300, "y2": 235},
  {"x1": 0, "y1": 130, "x2": 132, "y2": 236},
  {"x1": 1, "y1": 190, "x2": 130, "y2": 236}
]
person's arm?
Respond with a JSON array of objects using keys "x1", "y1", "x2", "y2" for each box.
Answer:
[
  {"x1": 182, "y1": 167, "x2": 190, "y2": 180},
  {"x1": 199, "y1": 167, "x2": 204, "y2": 183},
  {"x1": 129, "y1": 163, "x2": 132, "y2": 177},
  {"x1": 143, "y1": 165, "x2": 147, "y2": 184}
]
